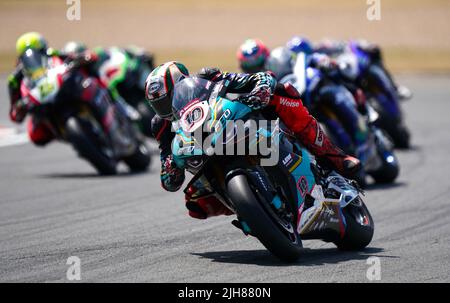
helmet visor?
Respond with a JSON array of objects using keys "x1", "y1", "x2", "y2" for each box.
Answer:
[
  {"x1": 149, "y1": 92, "x2": 173, "y2": 120},
  {"x1": 20, "y1": 49, "x2": 47, "y2": 81}
]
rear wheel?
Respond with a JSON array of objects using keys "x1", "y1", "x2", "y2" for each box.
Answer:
[
  {"x1": 334, "y1": 199, "x2": 374, "y2": 250},
  {"x1": 226, "y1": 174, "x2": 303, "y2": 262},
  {"x1": 65, "y1": 117, "x2": 117, "y2": 175}
]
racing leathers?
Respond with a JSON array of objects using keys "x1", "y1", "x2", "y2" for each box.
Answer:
[
  {"x1": 304, "y1": 53, "x2": 371, "y2": 161},
  {"x1": 151, "y1": 68, "x2": 361, "y2": 219},
  {"x1": 262, "y1": 48, "x2": 371, "y2": 162},
  {"x1": 314, "y1": 40, "x2": 412, "y2": 100},
  {"x1": 86, "y1": 47, "x2": 156, "y2": 136},
  {"x1": 7, "y1": 54, "x2": 68, "y2": 145},
  {"x1": 7, "y1": 52, "x2": 123, "y2": 146}
]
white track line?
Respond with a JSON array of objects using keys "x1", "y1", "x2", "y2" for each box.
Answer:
[{"x1": 0, "y1": 127, "x2": 29, "y2": 147}]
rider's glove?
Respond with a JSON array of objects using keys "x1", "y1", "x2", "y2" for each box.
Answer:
[
  {"x1": 160, "y1": 155, "x2": 185, "y2": 192},
  {"x1": 9, "y1": 98, "x2": 28, "y2": 123},
  {"x1": 8, "y1": 74, "x2": 27, "y2": 122},
  {"x1": 238, "y1": 84, "x2": 271, "y2": 110},
  {"x1": 197, "y1": 67, "x2": 222, "y2": 81},
  {"x1": 16, "y1": 98, "x2": 28, "y2": 111}
]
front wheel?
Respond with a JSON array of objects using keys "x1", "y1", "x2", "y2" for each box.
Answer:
[
  {"x1": 334, "y1": 199, "x2": 374, "y2": 250},
  {"x1": 226, "y1": 174, "x2": 303, "y2": 262},
  {"x1": 65, "y1": 117, "x2": 117, "y2": 175},
  {"x1": 370, "y1": 130, "x2": 400, "y2": 184},
  {"x1": 123, "y1": 142, "x2": 151, "y2": 172},
  {"x1": 370, "y1": 155, "x2": 399, "y2": 184},
  {"x1": 374, "y1": 109, "x2": 411, "y2": 149}
]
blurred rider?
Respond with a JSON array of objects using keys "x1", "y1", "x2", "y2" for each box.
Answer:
[
  {"x1": 61, "y1": 41, "x2": 156, "y2": 136},
  {"x1": 145, "y1": 61, "x2": 361, "y2": 221},
  {"x1": 286, "y1": 36, "x2": 412, "y2": 100},
  {"x1": 241, "y1": 39, "x2": 371, "y2": 162},
  {"x1": 236, "y1": 39, "x2": 270, "y2": 74},
  {"x1": 61, "y1": 41, "x2": 155, "y2": 78},
  {"x1": 7, "y1": 32, "x2": 121, "y2": 146},
  {"x1": 237, "y1": 38, "x2": 341, "y2": 81},
  {"x1": 7, "y1": 32, "x2": 68, "y2": 145}
]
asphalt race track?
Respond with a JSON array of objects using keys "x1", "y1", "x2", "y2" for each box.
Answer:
[{"x1": 0, "y1": 75, "x2": 449, "y2": 282}]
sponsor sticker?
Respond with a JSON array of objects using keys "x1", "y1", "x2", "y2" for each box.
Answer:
[
  {"x1": 148, "y1": 78, "x2": 162, "y2": 94},
  {"x1": 279, "y1": 98, "x2": 300, "y2": 108},
  {"x1": 297, "y1": 176, "x2": 309, "y2": 197},
  {"x1": 282, "y1": 153, "x2": 293, "y2": 166},
  {"x1": 315, "y1": 128, "x2": 324, "y2": 147}
]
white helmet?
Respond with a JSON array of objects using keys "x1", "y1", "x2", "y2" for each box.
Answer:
[{"x1": 265, "y1": 47, "x2": 295, "y2": 80}]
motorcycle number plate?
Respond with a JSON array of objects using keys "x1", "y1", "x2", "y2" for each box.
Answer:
[
  {"x1": 29, "y1": 70, "x2": 60, "y2": 103},
  {"x1": 179, "y1": 100, "x2": 210, "y2": 133}
]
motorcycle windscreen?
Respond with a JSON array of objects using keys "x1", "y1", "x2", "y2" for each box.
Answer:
[
  {"x1": 172, "y1": 77, "x2": 214, "y2": 123},
  {"x1": 20, "y1": 49, "x2": 48, "y2": 81},
  {"x1": 172, "y1": 78, "x2": 213, "y2": 132}
]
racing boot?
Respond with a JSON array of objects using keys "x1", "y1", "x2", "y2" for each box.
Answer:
[
  {"x1": 270, "y1": 84, "x2": 362, "y2": 181},
  {"x1": 295, "y1": 118, "x2": 362, "y2": 180},
  {"x1": 396, "y1": 85, "x2": 413, "y2": 101}
]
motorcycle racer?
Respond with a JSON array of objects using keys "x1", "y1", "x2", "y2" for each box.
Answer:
[
  {"x1": 146, "y1": 61, "x2": 361, "y2": 220},
  {"x1": 236, "y1": 39, "x2": 270, "y2": 74},
  {"x1": 237, "y1": 38, "x2": 342, "y2": 82},
  {"x1": 287, "y1": 36, "x2": 412, "y2": 100},
  {"x1": 61, "y1": 41, "x2": 156, "y2": 136},
  {"x1": 61, "y1": 41, "x2": 155, "y2": 91},
  {"x1": 249, "y1": 44, "x2": 371, "y2": 169},
  {"x1": 7, "y1": 32, "x2": 123, "y2": 147},
  {"x1": 8, "y1": 32, "x2": 80, "y2": 145}
]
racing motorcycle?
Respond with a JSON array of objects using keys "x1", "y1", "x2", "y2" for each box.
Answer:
[
  {"x1": 95, "y1": 47, "x2": 155, "y2": 137},
  {"x1": 280, "y1": 53, "x2": 399, "y2": 185},
  {"x1": 170, "y1": 77, "x2": 374, "y2": 262},
  {"x1": 20, "y1": 49, "x2": 151, "y2": 175},
  {"x1": 335, "y1": 42, "x2": 411, "y2": 148}
]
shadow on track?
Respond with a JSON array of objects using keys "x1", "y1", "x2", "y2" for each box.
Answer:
[
  {"x1": 37, "y1": 170, "x2": 151, "y2": 179},
  {"x1": 397, "y1": 144, "x2": 421, "y2": 152},
  {"x1": 192, "y1": 247, "x2": 398, "y2": 267}
]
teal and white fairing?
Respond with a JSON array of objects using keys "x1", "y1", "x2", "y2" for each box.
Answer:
[
  {"x1": 170, "y1": 77, "x2": 370, "y2": 241},
  {"x1": 171, "y1": 77, "x2": 317, "y2": 208}
]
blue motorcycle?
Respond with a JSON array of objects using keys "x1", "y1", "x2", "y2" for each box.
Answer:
[
  {"x1": 280, "y1": 53, "x2": 400, "y2": 185},
  {"x1": 170, "y1": 77, "x2": 374, "y2": 262},
  {"x1": 337, "y1": 42, "x2": 411, "y2": 148}
]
